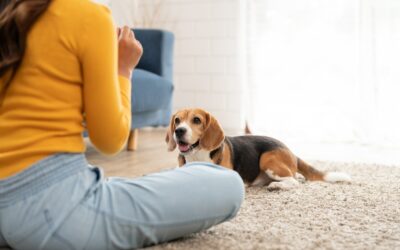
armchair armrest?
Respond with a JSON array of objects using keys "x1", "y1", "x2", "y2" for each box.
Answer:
[{"x1": 132, "y1": 29, "x2": 174, "y2": 82}]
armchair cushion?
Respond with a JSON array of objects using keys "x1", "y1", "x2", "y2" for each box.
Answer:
[{"x1": 131, "y1": 69, "x2": 173, "y2": 113}]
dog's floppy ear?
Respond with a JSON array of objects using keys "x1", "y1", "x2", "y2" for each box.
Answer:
[
  {"x1": 200, "y1": 112, "x2": 225, "y2": 151},
  {"x1": 165, "y1": 115, "x2": 177, "y2": 151}
]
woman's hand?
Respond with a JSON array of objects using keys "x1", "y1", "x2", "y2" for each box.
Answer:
[{"x1": 117, "y1": 26, "x2": 143, "y2": 79}]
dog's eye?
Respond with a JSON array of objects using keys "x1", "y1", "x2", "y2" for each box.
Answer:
[
  {"x1": 193, "y1": 117, "x2": 201, "y2": 124},
  {"x1": 174, "y1": 117, "x2": 180, "y2": 124}
]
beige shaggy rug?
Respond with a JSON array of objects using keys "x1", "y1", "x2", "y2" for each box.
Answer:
[{"x1": 146, "y1": 161, "x2": 400, "y2": 250}]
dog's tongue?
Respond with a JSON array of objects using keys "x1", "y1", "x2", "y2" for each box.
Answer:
[{"x1": 179, "y1": 144, "x2": 190, "y2": 152}]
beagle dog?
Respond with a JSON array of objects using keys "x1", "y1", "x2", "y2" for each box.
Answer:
[{"x1": 165, "y1": 108, "x2": 351, "y2": 190}]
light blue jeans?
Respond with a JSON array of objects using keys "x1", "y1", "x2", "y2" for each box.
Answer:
[{"x1": 0, "y1": 154, "x2": 244, "y2": 250}]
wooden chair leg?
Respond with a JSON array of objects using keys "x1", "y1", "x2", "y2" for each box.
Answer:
[{"x1": 127, "y1": 129, "x2": 139, "y2": 151}]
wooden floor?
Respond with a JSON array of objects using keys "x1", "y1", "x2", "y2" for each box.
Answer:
[{"x1": 85, "y1": 128, "x2": 177, "y2": 178}]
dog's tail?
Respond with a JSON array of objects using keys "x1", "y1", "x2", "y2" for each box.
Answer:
[{"x1": 297, "y1": 157, "x2": 351, "y2": 182}]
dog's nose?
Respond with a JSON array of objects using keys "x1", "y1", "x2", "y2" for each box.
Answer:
[{"x1": 175, "y1": 127, "x2": 186, "y2": 138}]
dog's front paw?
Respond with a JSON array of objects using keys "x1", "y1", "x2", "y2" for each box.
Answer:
[{"x1": 266, "y1": 182, "x2": 283, "y2": 191}]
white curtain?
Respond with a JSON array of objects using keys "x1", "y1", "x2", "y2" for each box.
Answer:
[{"x1": 245, "y1": 0, "x2": 400, "y2": 148}]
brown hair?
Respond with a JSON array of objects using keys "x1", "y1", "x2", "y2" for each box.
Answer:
[{"x1": 0, "y1": 0, "x2": 51, "y2": 83}]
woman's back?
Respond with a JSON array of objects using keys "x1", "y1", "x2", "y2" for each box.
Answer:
[{"x1": 0, "y1": 0, "x2": 131, "y2": 178}]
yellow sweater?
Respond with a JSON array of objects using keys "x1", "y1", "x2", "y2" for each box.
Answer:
[{"x1": 0, "y1": 0, "x2": 131, "y2": 178}]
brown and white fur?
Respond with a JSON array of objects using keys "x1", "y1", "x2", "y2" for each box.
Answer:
[{"x1": 165, "y1": 108, "x2": 351, "y2": 190}]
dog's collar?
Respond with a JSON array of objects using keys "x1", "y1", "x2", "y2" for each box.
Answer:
[
  {"x1": 209, "y1": 141, "x2": 225, "y2": 165},
  {"x1": 191, "y1": 140, "x2": 200, "y2": 149}
]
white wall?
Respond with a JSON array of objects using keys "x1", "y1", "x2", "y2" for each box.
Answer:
[
  {"x1": 93, "y1": 0, "x2": 138, "y2": 26},
  {"x1": 135, "y1": 0, "x2": 245, "y2": 131},
  {"x1": 101, "y1": 0, "x2": 400, "y2": 163}
]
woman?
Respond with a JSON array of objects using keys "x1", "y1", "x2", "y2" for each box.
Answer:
[{"x1": 0, "y1": 0, "x2": 244, "y2": 249}]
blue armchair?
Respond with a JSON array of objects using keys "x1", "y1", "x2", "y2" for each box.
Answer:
[{"x1": 127, "y1": 29, "x2": 174, "y2": 150}]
